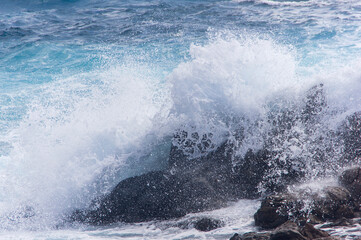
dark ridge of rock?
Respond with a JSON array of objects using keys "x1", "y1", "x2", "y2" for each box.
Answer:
[
  {"x1": 168, "y1": 139, "x2": 189, "y2": 170},
  {"x1": 259, "y1": 85, "x2": 328, "y2": 194},
  {"x1": 340, "y1": 112, "x2": 361, "y2": 165},
  {"x1": 69, "y1": 83, "x2": 361, "y2": 226},
  {"x1": 72, "y1": 171, "x2": 225, "y2": 224},
  {"x1": 302, "y1": 83, "x2": 326, "y2": 124},
  {"x1": 168, "y1": 140, "x2": 234, "y2": 174},
  {"x1": 233, "y1": 149, "x2": 270, "y2": 197},
  {"x1": 193, "y1": 217, "x2": 223, "y2": 232},
  {"x1": 169, "y1": 141, "x2": 267, "y2": 201}
]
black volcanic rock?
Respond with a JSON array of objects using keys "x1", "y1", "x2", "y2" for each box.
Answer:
[
  {"x1": 340, "y1": 112, "x2": 361, "y2": 165},
  {"x1": 69, "y1": 83, "x2": 361, "y2": 226},
  {"x1": 233, "y1": 149, "x2": 270, "y2": 197},
  {"x1": 311, "y1": 186, "x2": 355, "y2": 220},
  {"x1": 71, "y1": 141, "x2": 270, "y2": 225},
  {"x1": 339, "y1": 167, "x2": 361, "y2": 201},
  {"x1": 254, "y1": 194, "x2": 297, "y2": 229},
  {"x1": 193, "y1": 217, "x2": 223, "y2": 231},
  {"x1": 254, "y1": 186, "x2": 356, "y2": 229},
  {"x1": 230, "y1": 232, "x2": 271, "y2": 240},
  {"x1": 73, "y1": 171, "x2": 224, "y2": 224},
  {"x1": 270, "y1": 221, "x2": 306, "y2": 240},
  {"x1": 230, "y1": 233, "x2": 242, "y2": 240},
  {"x1": 300, "y1": 222, "x2": 331, "y2": 239},
  {"x1": 231, "y1": 221, "x2": 332, "y2": 240}
]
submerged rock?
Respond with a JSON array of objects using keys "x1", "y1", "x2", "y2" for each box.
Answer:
[
  {"x1": 319, "y1": 217, "x2": 355, "y2": 228},
  {"x1": 193, "y1": 217, "x2": 223, "y2": 231},
  {"x1": 230, "y1": 232, "x2": 271, "y2": 240}
]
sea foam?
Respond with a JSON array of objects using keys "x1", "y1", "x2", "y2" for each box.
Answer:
[{"x1": 0, "y1": 33, "x2": 360, "y2": 232}]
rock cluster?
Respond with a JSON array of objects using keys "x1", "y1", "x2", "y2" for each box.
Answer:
[
  {"x1": 254, "y1": 186, "x2": 356, "y2": 229},
  {"x1": 231, "y1": 166, "x2": 361, "y2": 240},
  {"x1": 68, "y1": 85, "x2": 361, "y2": 237},
  {"x1": 231, "y1": 221, "x2": 334, "y2": 240}
]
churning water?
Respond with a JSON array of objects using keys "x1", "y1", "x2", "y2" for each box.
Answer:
[{"x1": 0, "y1": 0, "x2": 361, "y2": 239}]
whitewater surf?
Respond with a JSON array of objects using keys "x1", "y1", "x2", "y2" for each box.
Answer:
[{"x1": 0, "y1": 0, "x2": 360, "y2": 239}]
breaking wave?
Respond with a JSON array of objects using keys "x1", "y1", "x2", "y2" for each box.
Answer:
[{"x1": 0, "y1": 33, "x2": 360, "y2": 230}]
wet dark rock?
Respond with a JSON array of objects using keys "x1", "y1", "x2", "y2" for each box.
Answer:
[
  {"x1": 230, "y1": 232, "x2": 271, "y2": 240},
  {"x1": 320, "y1": 217, "x2": 355, "y2": 228},
  {"x1": 254, "y1": 194, "x2": 298, "y2": 229},
  {"x1": 340, "y1": 112, "x2": 361, "y2": 165},
  {"x1": 306, "y1": 214, "x2": 324, "y2": 225},
  {"x1": 168, "y1": 140, "x2": 189, "y2": 170},
  {"x1": 72, "y1": 171, "x2": 226, "y2": 224},
  {"x1": 339, "y1": 167, "x2": 361, "y2": 201},
  {"x1": 259, "y1": 85, "x2": 329, "y2": 194},
  {"x1": 302, "y1": 83, "x2": 326, "y2": 124},
  {"x1": 70, "y1": 82, "x2": 361, "y2": 227},
  {"x1": 72, "y1": 84, "x2": 358, "y2": 226},
  {"x1": 311, "y1": 186, "x2": 355, "y2": 220},
  {"x1": 233, "y1": 149, "x2": 270, "y2": 197},
  {"x1": 231, "y1": 221, "x2": 332, "y2": 240},
  {"x1": 230, "y1": 233, "x2": 242, "y2": 240},
  {"x1": 71, "y1": 140, "x2": 271, "y2": 224},
  {"x1": 193, "y1": 217, "x2": 222, "y2": 231},
  {"x1": 270, "y1": 221, "x2": 306, "y2": 240},
  {"x1": 301, "y1": 223, "x2": 330, "y2": 239},
  {"x1": 254, "y1": 186, "x2": 356, "y2": 229}
]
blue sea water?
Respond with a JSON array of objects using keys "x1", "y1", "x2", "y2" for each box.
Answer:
[{"x1": 0, "y1": 0, "x2": 361, "y2": 239}]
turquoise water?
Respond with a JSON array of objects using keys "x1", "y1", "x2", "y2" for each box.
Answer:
[{"x1": 0, "y1": 0, "x2": 361, "y2": 239}]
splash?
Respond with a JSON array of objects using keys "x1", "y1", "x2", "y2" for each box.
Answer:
[
  {"x1": 0, "y1": 62, "x2": 172, "y2": 229},
  {"x1": 0, "y1": 33, "x2": 360, "y2": 230},
  {"x1": 169, "y1": 34, "x2": 306, "y2": 157}
]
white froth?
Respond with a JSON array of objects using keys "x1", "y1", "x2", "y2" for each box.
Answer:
[
  {"x1": 0, "y1": 32, "x2": 360, "y2": 238},
  {"x1": 0, "y1": 62, "x2": 172, "y2": 229},
  {"x1": 171, "y1": 36, "x2": 299, "y2": 116}
]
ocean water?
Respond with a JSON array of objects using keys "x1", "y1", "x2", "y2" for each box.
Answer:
[{"x1": 0, "y1": 0, "x2": 361, "y2": 239}]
